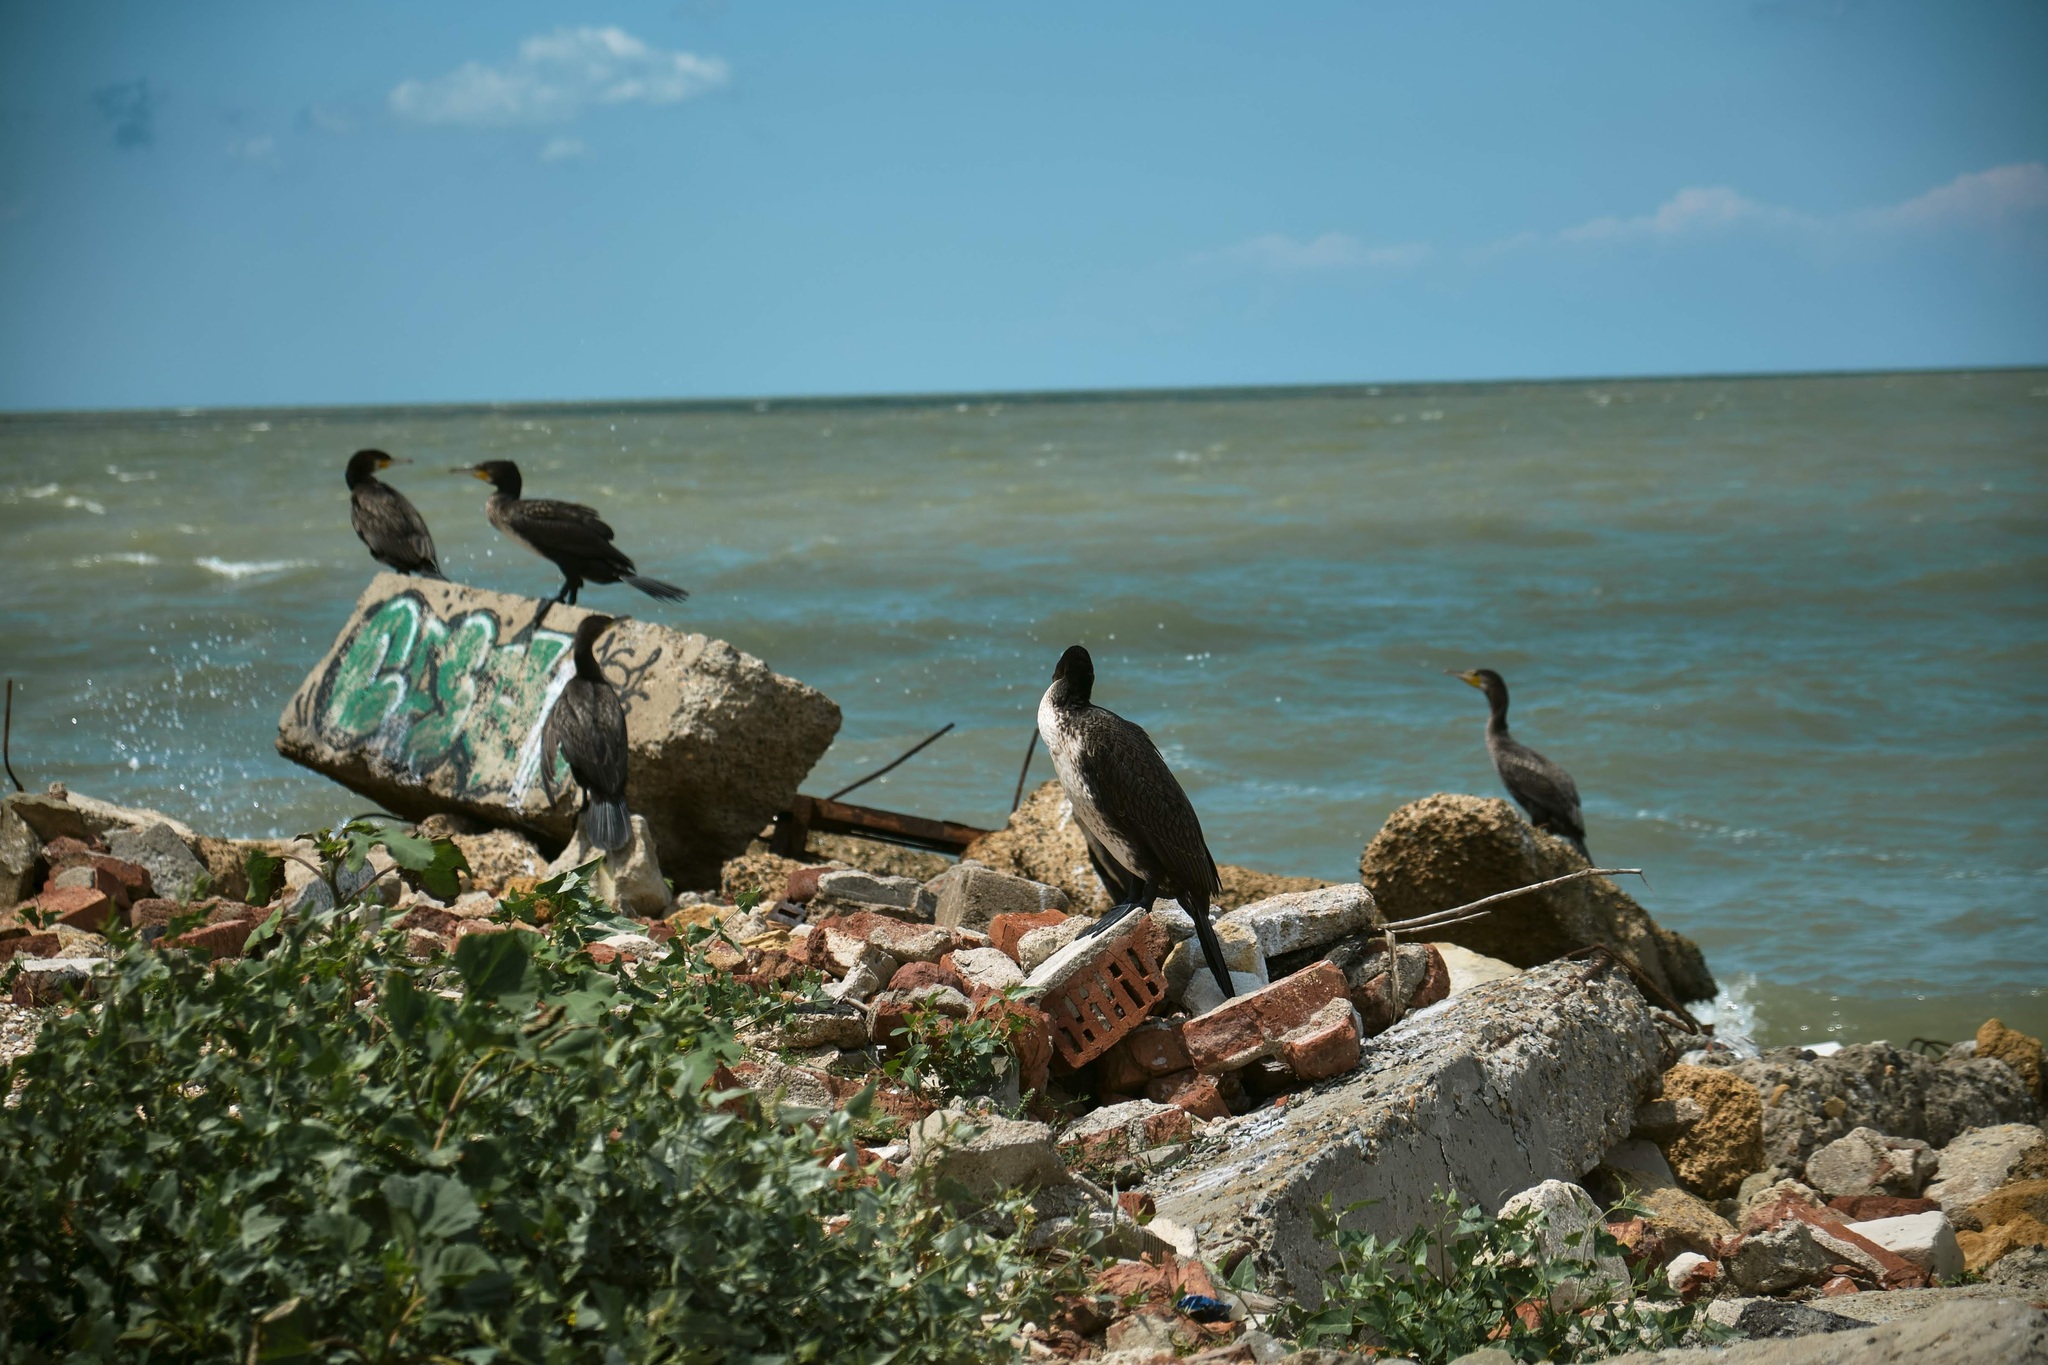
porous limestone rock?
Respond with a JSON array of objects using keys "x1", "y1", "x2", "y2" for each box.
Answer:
[
  {"x1": 1147, "y1": 959, "x2": 1663, "y2": 1304},
  {"x1": 1359, "y1": 792, "x2": 1715, "y2": 1003},
  {"x1": 1725, "y1": 1043, "x2": 2038, "y2": 1178},
  {"x1": 1660, "y1": 1062, "x2": 1767, "y2": 1199},
  {"x1": 277, "y1": 572, "x2": 840, "y2": 889},
  {"x1": 1975, "y1": 1019, "x2": 2045, "y2": 1103}
]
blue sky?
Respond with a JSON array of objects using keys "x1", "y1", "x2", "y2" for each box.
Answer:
[{"x1": 1, "y1": 1, "x2": 2044, "y2": 410}]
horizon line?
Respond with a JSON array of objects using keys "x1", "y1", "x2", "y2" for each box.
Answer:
[{"x1": 2, "y1": 361, "x2": 2041, "y2": 422}]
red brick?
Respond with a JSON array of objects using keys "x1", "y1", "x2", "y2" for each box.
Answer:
[
  {"x1": 1118, "y1": 1190, "x2": 1156, "y2": 1221},
  {"x1": 0, "y1": 932, "x2": 61, "y2": 965},
  {"x1": 40, "y1": 836, "x2": 97, "y2": 867},
  {"x1": 390, "y1": 905, "x2": 461, "y2": 937},
  {"x1": 90, "y1": 855, "x2": 154, "y2": 903},
  {"x1": 888, "y1": 960, "x2": 965, "y2": 994},
  {"x1": 1278, "y1": 999, "x2": 1362, "y2": 1081},
  {"x1": 1181, "y1": 960, "x2": 1350, "y2": 1072},
  {"x1": 1096, "y1": 1036, "x2": 1156, "y2": 1095},
  {"x1": 204, "y1": 899, "x2": 260, "y2": 925},
  {"x1": 127, "y1": 898, "x2": 180, "y2": 929},
  {"x1": 34, "y1": 884, "x2": 113, "y2": 933},
  {"x1": 1820, "y1": 1275, "x2": 1859, "y2": 1296},
  {"x1": 973, "y1": 993, "x2": 1053, "y2": 1096},
  {"x1": 1125, "y1": 1019, "x2": 1192, "y2": 1076},
  {"x1": 802, "y1": 912, "x2": 954, "y2": 967},
  {"x1": 989, "y1": 909, "x2": 1068, "y2": 963},
  {"x1": 1828, "y1": 1195, "x2": 1938, "y2": 1222},
  {"x1": 784, "y1": 865, "x2": 831, "y2": 903},
  {"x1": 1037, "y1": 922, "x2": 1167, "y2": 1069},
  {"x1": 1408, "y1": 942, "x2": 1450, "y2": 1011},
  {"x1": 45, "y1": 863, "x2": 129, "y2": 914},
  {"x1": 1751, "y1": 1201, "x2": 1929, "y2": 1290},
  {"x1": 1147, "y1": 1069, "x2": 1232, "y2": 1119},
  {"x1": 165, "y1": 917, "x2": 260, "y2": 961}
]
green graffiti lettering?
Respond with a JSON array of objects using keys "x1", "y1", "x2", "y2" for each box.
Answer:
[
  {"x1": 404, "y1": 612, "x2": 496, "y2": 771},
  {"x1": 326, "y1": 597, "x2": 422, "y2": 738}
]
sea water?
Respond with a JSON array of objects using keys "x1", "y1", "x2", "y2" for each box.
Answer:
[{"x1": 2, "y1": 370, "x2": 2043, "y2": 1046}]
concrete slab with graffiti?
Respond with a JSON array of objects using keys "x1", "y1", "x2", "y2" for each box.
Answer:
[{"x1": 277, "y1": 573, "x2": 841, "y2": 888}]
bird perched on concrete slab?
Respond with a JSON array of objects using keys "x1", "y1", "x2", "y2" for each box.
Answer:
[
  {"x1": 1038, "y1": 643, "x2": 1236, "y2": 1000},
  {"x1": 459, "y1": 460, "x2": 686, "y2": 627},
  {"x1": 1449, "y1": 667, "x2": 1589, "y2": 860},
  {"x1": 543, "y1": 614, "x2": 632, "y2": 853},
  {"x1": 346, "y1": 450, "x2": 441, "y2": 578}
]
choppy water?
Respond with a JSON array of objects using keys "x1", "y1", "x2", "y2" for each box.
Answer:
[{"x1": 2, "y1": 371, "x2": 2043, "y2": 1046}]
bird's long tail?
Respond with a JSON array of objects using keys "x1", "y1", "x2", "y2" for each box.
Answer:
[
  {"x1": 418, "y1": 564, "x2": 447, "y2": 581},
  {"x1": 627, "y1": 575, "x2": 689, "y2": 602},
  {"x1": 583, "y1": 797, "x2": 632, "y2": 853},
  {"x1": 1567, "y1": 833, "x2": 1591, "y2": 862}
]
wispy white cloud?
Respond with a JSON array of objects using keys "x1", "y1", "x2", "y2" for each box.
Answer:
[
  {"x1": 390, "y1": 27, "x2": 727, "y2": 128},
  {"x1": 538, "y1": 136, "x2": 587, "y2": 163},
  {"x1": 226, "y1": 135, "x2": 277, "y2": 165},
  {"x1": 1198, "y1": 163, "x2": 2047, "y2": 280},
  {"x1": 1194, "y1": 232, "x2": 1431, "y2": 274},
  {"x1": 1875, "y1": 163, "x2": 2048, "y2": 231}
]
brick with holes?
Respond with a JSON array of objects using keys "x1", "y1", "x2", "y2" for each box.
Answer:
[{"x1": 1023, "y1": 918, "x2": 1167, "y2": 1069}]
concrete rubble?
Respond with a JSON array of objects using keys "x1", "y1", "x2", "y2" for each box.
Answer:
[
  {"x1": 8, "y1": 762, "x2": 2045, "y2": 1364},
  {"x1": 275, "y1": 572, "x2": 841, "y2": 888}
]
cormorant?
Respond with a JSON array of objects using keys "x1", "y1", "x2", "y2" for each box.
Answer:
[
  {"x1": 1450, "y1": 668, "x2": 1590, "y2": 860},
  {"x1": 346, "y1": 450, "x2": 442, "y2": 578},
  {"x1": 1038, "y1": 644, "x2": 1237, "y2": 1000},
  {"x1": 543, "y1": 614, "x2": 631, "y2": 853},
  {"x1": 459, "y1": 460, "x2": 686, "y2": 625}
]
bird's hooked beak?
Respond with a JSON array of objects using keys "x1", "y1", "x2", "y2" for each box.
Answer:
[
  {"x1": 378, "y1": 455, "x2": 410, "y2": 470},
  {"x1": 454, "y1": 465, "x2": 492, "y2": 481},
  {"x1": 1447, "y1": 669, "x2": 1485, "y2": 690}
]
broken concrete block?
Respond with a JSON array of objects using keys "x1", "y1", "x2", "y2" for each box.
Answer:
[
  {"x1": 1728, "y1": 1219, "x2": 1835, "y2": 1294},
  {"x1": 926, "y1": 862, "x2": 1068, "y2": 932},
  {"x1": 1181, "y1": 962, "x2": 1350, "y2": 1073},
  {"x1": 1147, "y1": 959, "x2": 1662, "y2": 1303},
  {"x1": 1217, "y1": 882, "x2": 1378, "y2": 959},
  {"x1": 1057, "y1": 1099, "x2": 1193, "y2": 1172},
  {"x1": 942, "y1": 946, "x2": 1025, "y2": 994},
  {"x1": 904, "y1": 1111, "x2": 1069, "y2": 1202},
  {"x1": 276, "y1": 572, "x2": 840, "y2": 889},
  {"x1": 1925, "y1": 1123, "x2": 2047, "y2": 1217},
  {"x1": 105, "y1": 823, "x2": 208, "y2": 903},
  {"x1": 1807, "y1": 1126, "x2": 1939, "y2": 1199},
  {"x1": 1498, "y1": 1179, "x2": 1630, "y2": 1308},
  {"x1": 746, "y1": 1001, "x2": 870, "y2": 1052},
  {"x1": 810, "y1": 869, "x2": 936, "y2": 923},
  {"x1": 1848, "y1": 1210, "x2": 1964, "y2": 1280},
  {"x1": 1017, "y1": 915, "x2": 1089, "y2": 974},
  {"x1": 1434, "y1": 941, "x2": 1522, "y2": 996}
]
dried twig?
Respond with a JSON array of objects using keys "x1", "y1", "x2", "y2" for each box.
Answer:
[
  {"x1": 2, "y1": 679, "x2": 22, "y2": 793},
  {"x1": 1382, "y1": 867, "x2": 1644, "y2": 934},
  {"x1": 1010, "y1": 728, "x2": 1038, "y2": 813}
]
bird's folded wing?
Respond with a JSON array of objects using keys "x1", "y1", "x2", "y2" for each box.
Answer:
[{"x1": 1075, "y1": 710, "x2": 1220, "y2": 900}]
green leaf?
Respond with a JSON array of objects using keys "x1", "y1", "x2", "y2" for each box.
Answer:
[
  {"x1": 244, "y1": 849, "x2": 283, "y2": 907},
  {"x1": 454, "y1": 928, "x2": 536, "y2": 1000},
  {"x1": 416, "y1": 837, "x2": 471, "y2": 902},
  {"x1": 381, "y1": 1172, "x2": 482, "y2": 1240}
]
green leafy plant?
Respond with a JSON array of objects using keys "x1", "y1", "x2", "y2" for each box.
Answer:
[
  {"x1": 0, "y1": 822, "x2": 1036, "y2": 1363},
  {"x1": 885, "y1": 990, "x2": 1031, "y2": 1106},
  {"x1": 1287, "y1": 1189, "x2": 1707, "y2": 1364}
]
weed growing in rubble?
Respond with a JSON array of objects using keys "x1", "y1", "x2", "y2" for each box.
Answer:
[
  {"x1": 0, "y1": 821, "x2": 1037, "y2": 1364},
  {"x1": 884, "y1": 989, "x2": 1032, "y2": 1107},
  {"x1": 1287, "y1": 1189, "x2": 1708, "y2": 1363}
]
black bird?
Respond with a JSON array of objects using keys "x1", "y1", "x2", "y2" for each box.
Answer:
[
  {"x1": 1037, "y1": 644, "x2": 1237, "y2": 1000},
  {"x1": 346, "y1": 449, "x2": 442, "y2": 578},
  {"x1": 1450, "y1": 668, "x2": 1590, "y2": 860},
  {"x1": 459, "y1": 460, "x2": 686, "y2": 626},
  {"x1": 542, "y1": 614, "x2": 631, "y2": 853}
]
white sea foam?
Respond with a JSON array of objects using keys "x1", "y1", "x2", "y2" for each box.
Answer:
[
  {"x1": 24, "y1": 483, "x2": 59, "y2": 498},
  {"x1": 1694, "y1": 971, "x2": 1762, "y2": 1045},
  {"x1": 195, "y1": 556, "x2": 318, "y2": 579},
  {"x1": 62, "y1": 495, "x2": 107, "y2": 514},
  {"x1": 73, "y1": 553, "x2": 161, "y2": 567}
]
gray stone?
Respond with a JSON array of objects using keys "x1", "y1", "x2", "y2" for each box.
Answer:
[
  {"x1": 67, "y1": 792, "x2": 199, "y2": 844},
  {"x1": 1446, "y1": 1352, "x2": 1515, "y2": 1365},
  {"x1": 1496, "y1": 1179, "x2": 1629, "y2": 1306},
  {"x1": 746, "y1": 1001, "x2": 870, "y2": 1051},
  {"x1": 926, "y1": 862, "x2": 1067, "y2": 932},
  {"x1": 1807, "y1": 1126, "x2": 1938, "y2": 1199},
  {"x1": 1925, "y1": 1124, "x2": 2048, "y2": 1217},
  {"x1": 105, "y1": 823, "x2": 209, "y2": 903},
  {"x1": 276, "y1": 572, "x2": 840, "y2": 890},
  {"x1": 1, "y1": 802, "x2": 45, "y2": 906},
  {"x1": 1703, "y1": 1296, "x2": 1866, "y2": 1339},
  {"x1": 1017, "y1": 915, "x2": 1089, "y2": 974},
  {"x1": 1613, "y1": 1296, "x2": 2048, "y2": 1363},
  {"x1": 1183, "y1": 968, "x2": 1273, "y2": 1019},
  {"x1": 1850, "y1": 1210, "x2": 1964, "y2": 1280},
  {"x1": 1727, "y1": 1220, "x2": 1836, "y2": 1294},
  {"x1": 1164, "y1": 917, "x2": 1266, "y2": 1000},
  {"x1": 904, "y1": 1111, "x2": 1069, "y2": 1202},
  {"x1": 1147, "y1": 959, "x2": 1663, "y2": 1303},
  {"x1": 546, "y1": 814, "x2": 670, "y2": 917},
  {"x1": 945, "y1": 945, "x2": 1024, "y2": 993},
  {"x1": 809, "y1": 869, "x2": 935, "y2": 922},
  {"x1": 1217, "y1": 883, "x2": 1379, "y2": 958},
  {"x1": 1987, "y1": 1245, "x2": 2048, "y2": 1291},
  {"x1": 821, "y1": 944, "x2": 896, "y2": 1003},
  {"x1": 1599, "y1": 1137, "x2": 1682, "y2": 1192},
  {"x1": 1633, "y1": 1096, "x2": 1706, "y2": 1144},
  {"x1": 1729, "y1": 1043, "x2": 2039, "y2": 1177},
  {"x1": 2, "y1": 793, "x2": 88, "y2": 846}
]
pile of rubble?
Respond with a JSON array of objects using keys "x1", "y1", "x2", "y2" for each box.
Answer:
[{"x1": 6, "y1": 776, "x2": 2044, "y2": 1362}]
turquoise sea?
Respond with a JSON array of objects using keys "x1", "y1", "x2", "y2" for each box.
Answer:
[{"x1": 2, "y1": 370, "x2": 2043, "y2": 1046}]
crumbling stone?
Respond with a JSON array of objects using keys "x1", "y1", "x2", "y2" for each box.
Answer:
[
  {"x1": 1058, "y1": 1100, "x2": 1194, "y2": 1173},
  {"x1": 1925, "y1": 1123, "x2": 2047, "y2": 1217},
  {"x1": 904, "y1": 1111, "x2": 1069, "y2": 1203},
  {"x1": 104, "y1": 823, "x2": 208, "y2": 903},
  {"x1": 926, "y1": 862, "x2": 1068, "y2": 932},
  {"x1": 1806, "y1": 1126, "x2": 1938, "y2": 1200},
  {"x1": 1215, "y1": 883, "x2": 1378, "y2": 959},
  {"x1": 1727, "y1": 1219, "x2": 1835, "y2": 1294},
  {"x1": 1498, "y1": 1179, "x2": 1628, "y2": 1307}
]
